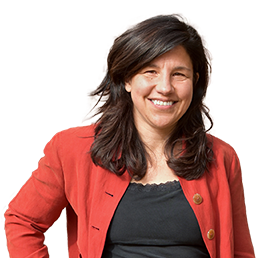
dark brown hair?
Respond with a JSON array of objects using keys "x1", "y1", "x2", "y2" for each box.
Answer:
[{"x1": 90, "y1": 14, "x2": 213, "y2": 180}]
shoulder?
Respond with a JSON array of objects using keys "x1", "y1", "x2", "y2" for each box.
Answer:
[
  {"x1": 58, "y1": 123, "x2": 96, "y2": 138},
  {"x1": 207, "y1": 134, "x2": 241, "y2": 178},
  {"x1": 45, "y1": 124, "x2": 96, "y2": 154},
  {"x1": 207, "y1": 134, "x2": 238, "y2": 159}
]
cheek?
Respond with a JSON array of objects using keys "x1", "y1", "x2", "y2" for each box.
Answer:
[
  {"x1": 187, "y1": 87, "x2": 193, "y2": 103},
  {"x1": 130, "y1": 88, "x2": 146, "y2": 109},
  {"x1": 130, "y1": 79, "x2": 153, "y2": 101},
  {"x1": 178, "y1": 83, "x2": 193, "y2": 104}
]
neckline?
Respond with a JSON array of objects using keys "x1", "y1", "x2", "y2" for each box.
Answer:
[{"x1": 129, "y1": 180, "x2": 180, "y2": 192}]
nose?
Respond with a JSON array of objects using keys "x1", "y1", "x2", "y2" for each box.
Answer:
[{"x1": 156, "y1": 72, "x2": 174, "y2": 95}]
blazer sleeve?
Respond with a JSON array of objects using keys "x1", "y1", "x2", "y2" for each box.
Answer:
[
  {"x1": 4, "y1": 132, "x2": 68, "y2": 258},
  {"x1": 228, "y1": 150, "x2": 255, "y2": 257}
]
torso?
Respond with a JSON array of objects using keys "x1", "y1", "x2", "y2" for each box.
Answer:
[{"x1": 102, "y1": 180, "x2": 210, "y2": 258}]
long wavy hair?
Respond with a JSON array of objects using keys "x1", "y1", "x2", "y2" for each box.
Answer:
[{"x1": 90, "y1": 15, "x2": 213, "y2": 180}]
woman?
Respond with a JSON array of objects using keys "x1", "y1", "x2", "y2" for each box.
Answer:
[{"x1": 5, "y1": 15, "x2": 255, "y2": 258}]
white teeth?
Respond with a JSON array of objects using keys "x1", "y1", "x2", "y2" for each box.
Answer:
[{"x1": 151, "y1": 100, "x2": 173, "y2": 106}]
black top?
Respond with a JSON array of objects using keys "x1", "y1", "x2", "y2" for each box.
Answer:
[{"x1": 102, "y1": 180, "x2": 210, "y2": 258}]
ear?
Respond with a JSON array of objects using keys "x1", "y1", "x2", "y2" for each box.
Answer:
[
  {"x1": 194, "y1": 73, "x2": 199, "y2": 85},
  {"x1": 124, "y1": 81, "x2": 132, "y2": 93}
]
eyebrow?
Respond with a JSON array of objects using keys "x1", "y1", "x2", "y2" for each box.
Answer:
[
  {"x1": 146, "y1": 64, "x2": 159, "y2": 69},
  {"x1": 174, "y1": 66, "x2": 192, "y2": 72},
  {"x1": 145, "y1": 64, "x2": 192, "y2": 72}
]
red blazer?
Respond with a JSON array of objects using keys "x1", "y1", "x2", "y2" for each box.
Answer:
[{"x1": 5, "y1": 125, "x2": 255, "y2": 258}]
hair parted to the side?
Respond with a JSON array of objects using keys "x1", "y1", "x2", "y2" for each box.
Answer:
[{"x1": 90, "y1": 14, "x2": 213, "y2": 180}]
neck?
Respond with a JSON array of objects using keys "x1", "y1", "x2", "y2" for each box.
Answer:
[
  {"x1": 132, "y1": 123, "x2": 180, "y2": 184},
  {"x1": 136, "y1": 124, "x2": 173, "y2": 155}
]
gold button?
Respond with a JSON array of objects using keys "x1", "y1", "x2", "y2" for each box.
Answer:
[
  {"x1": 207, "y1": 229, "x2": 215, "y2": 240},
  {"x1": 193, "y1": 193, "x2": 203, "y2": 205}
]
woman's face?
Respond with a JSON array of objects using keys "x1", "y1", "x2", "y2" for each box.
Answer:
[{"x1": 125, "y1": 45, "x2": 195, "y2": 135}]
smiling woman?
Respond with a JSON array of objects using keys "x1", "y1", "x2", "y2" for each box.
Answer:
[
  {"x1": 124, "y1": 46, "x2": 194, "y2": 135},
  {"x1": 90, "y1": 16, "x2": 212, "y2": 181},
  {"x1": 5, "y1": 14, "x2": 255, "y2": 258}
]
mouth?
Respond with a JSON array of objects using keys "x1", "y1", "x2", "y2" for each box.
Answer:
[{"x1": 150, "y1": 99, "x2": 176, "y2": 106}]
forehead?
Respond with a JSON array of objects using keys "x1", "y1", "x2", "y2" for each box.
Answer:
[{"x1": 147, "y1": 45, "x2": 193, "y2": 70}]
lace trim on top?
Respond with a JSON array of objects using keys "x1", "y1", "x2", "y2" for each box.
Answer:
[{"x1": 129, "y1": 180, "x2": 180, "y2": 192}]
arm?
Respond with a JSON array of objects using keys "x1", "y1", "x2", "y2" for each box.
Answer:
[
  {"x1": 5, "y1": 133, "x2": 68, "y2": 258},
  {"x1": 228, "y1": 151, "x2": 255, "y2": 257}
]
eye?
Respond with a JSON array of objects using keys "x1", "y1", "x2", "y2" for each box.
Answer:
[
  {"x1": 173, "y1": 72, "x2": 186, "y2": 77},
  {"x1": 144, "y1": 70, "x2": 157, "y2": 74}
]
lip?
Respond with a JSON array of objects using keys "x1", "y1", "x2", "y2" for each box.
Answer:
[{"x1": 148, "y1": 98, "x2": 178, "y2": 109}]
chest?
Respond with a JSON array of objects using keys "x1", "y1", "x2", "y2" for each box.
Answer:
[
  {"x1": 102, "y1": 181, "x2": 210, "y2": 257},
  {"x1": 131, "y1": 160, "x2": 179, "y2": 185}
]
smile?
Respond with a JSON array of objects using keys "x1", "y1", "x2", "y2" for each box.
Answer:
[{"x1": 151, "y1": 99, "x2": 174, "y2": 106}]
